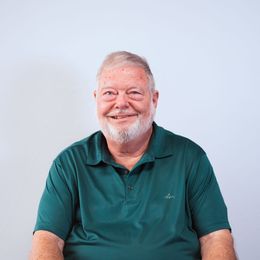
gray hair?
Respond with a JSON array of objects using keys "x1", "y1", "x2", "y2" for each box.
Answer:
[{"x1": 97, "y1": 51, "x2": 155, "y2": 91}]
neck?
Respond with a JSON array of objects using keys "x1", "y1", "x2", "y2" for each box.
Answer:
[{"x1": 105, "y1": 127, "x2": 153, "y2": 170}]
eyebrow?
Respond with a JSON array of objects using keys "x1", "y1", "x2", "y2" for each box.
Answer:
[
  {"x1": 99, "y1": 85, "x2": 145, "y2": 92},
  {"x1": 99, "y1": 86, "x2": 116, "y2": 90}
]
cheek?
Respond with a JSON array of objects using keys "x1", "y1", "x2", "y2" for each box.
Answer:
[
  {"x1": 141, "y1": 102, "x2": 155, "y2": 117},
  {"x1": 97, "y1": 101, "x2": 113, "y2": 115},
  {"x1": 134, "y1": 100, "x2": 152, "y2": 113}
]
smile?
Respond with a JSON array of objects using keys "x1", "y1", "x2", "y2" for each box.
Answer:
[{"x1": 109, "y1": 114, "x2": 137, "y2": 119}]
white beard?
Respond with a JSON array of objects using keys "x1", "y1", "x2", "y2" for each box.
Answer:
[{"x1": 99, "y1": 103, "x2": 156, "y2": 144}]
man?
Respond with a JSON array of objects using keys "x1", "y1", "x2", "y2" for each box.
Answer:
[{"x1": 31, "y1": 51, "x2": 236, "y2": 259}]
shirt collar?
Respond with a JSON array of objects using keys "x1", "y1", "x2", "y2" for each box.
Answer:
[{"x1": 144, "y1": 122, "x2": 174, "y2": 159}]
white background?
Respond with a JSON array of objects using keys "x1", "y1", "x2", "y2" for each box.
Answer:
[{"x1": 0, "y1": 0, "x2": 259, "y2": 259}]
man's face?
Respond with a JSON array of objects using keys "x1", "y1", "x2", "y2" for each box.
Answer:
[{"x1": 94, "y1": 65, "x2": 158, "y2": 143}]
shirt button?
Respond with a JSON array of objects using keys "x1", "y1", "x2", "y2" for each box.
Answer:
[
  {"x1": 124, "y1": 169, "x2": 129, "y2": 175},
  {"x1": 128, "y1": 185, "x2": 134, "y2": 191}
]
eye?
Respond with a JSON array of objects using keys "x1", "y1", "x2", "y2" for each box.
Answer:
[
  {"x1": 128, "y1": 90, "x2": 143, "y2": 100},
  {"x1": 130, "y1": 91, "x2": 141, "y2": 95},
  {"x1": 128, "y1": 90, "x2": 142, "y2": 97},
  {"x1": 101, "y1": 89, "x2": 117, "y2": 101},
  {"x1": 103, "y1": 91, "x2": 115, "y2": 96}
]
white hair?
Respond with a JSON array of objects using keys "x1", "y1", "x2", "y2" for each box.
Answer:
[{"x1": 97, "y1": 51, "x2": 155, "y2": 91}]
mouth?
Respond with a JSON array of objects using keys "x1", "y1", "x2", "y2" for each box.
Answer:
[{"x1": 109, "y1": 114, "x2": 138, "y2": 120}]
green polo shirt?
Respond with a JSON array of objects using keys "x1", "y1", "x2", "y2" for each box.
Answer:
[{"x1": 34, "y1": 123, "x2": 231, "y2": 260}]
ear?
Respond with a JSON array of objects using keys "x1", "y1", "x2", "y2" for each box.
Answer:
[{"x1": 152, "y1": 90, "x2": 159, "y2": 108}]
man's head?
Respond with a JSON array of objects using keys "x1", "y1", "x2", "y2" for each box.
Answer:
[
  {"x1": 97, "y1": 51, "x2": 155, "y2": 92},
  {"x1": 94, "y1": 51, "x2": 159, "y2": 144}
]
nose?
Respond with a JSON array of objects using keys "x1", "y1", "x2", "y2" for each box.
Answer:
[{"x1": 115, "y1": 93, "x2": 129, "y2": 109}]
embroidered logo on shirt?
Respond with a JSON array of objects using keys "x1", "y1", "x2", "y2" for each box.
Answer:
[{"x1": 164, "y1": 193, "x2": 175, "y2": 199}]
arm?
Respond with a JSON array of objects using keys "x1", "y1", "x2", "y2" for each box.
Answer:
[
  {"x1": 30, "y1": 230, "x2": 64, "y2": 260},
  {"x1": 200, "y1": 229, "x2": 237, "y2": 260}
]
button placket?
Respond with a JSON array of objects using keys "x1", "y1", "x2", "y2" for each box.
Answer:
[
  {"x1": 127, "y1": 185, "x2": 134, "y2": 191},
  {"x1": 126, "y1": 175, "x2": 137, "y2": 206}
]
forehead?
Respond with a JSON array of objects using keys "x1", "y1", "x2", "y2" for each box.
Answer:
[{"x1": 99, "y1": 66, "x2": 148, "y2": 87}]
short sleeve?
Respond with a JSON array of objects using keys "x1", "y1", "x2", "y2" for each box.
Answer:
[
  {"x1": 188, "y1": 154, "x2": 231, "y2": 237},
  {"x1": 34, "y1": 158, "x2": 77, "y2": 240}
]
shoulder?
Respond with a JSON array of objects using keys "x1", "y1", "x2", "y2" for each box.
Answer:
[
  {"x1": 53, "y1": 131, "x2": 102, "y2": 166},
  {"x1": 154, "y1": 123, "x2": 206, "y2": 159}
]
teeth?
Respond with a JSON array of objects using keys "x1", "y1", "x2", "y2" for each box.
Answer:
[
  {"x1": 110, "y1": 114, "x2": 138, "y2": 119},
  {"x1": 112, "y1": 115, "x2": 129, "y2": 119}
]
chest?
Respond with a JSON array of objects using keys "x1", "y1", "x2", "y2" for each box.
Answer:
[{"x1": 75, "y1": 158, "x2": 190, "y2": 238}]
